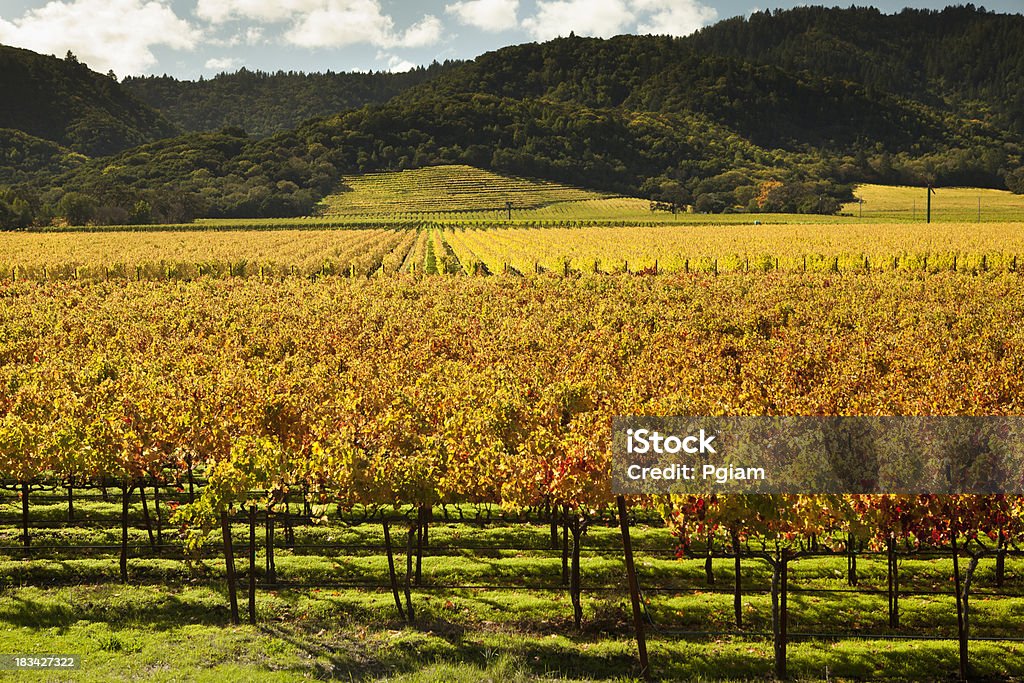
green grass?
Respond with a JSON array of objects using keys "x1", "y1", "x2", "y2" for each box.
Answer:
[
  {"x1": 318, "y1": 166, "x2": 610, "y2": 216},
  {"x1": 1, "y1": 492, "x2": 1023, "y2": 680},
  {"x1": 844, "y1": 184, "x2": 1024, "y2": 222}
]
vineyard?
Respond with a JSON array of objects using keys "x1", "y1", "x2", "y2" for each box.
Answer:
[
  {"x1": 318, "y1": 166, "x2": 611, "y2": 217},
  {"x1": 3, "y1": 168, "x2": 1024, "y2": 679},
  {"x1": 2, "y1": 271, "x2": 1024, "y2": 679},
  {"x1": 4, "y1": 222, "x2": 1024, "y2": 281}
]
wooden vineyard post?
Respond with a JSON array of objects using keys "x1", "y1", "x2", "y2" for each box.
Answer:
[
  {"x1": 21, "y1": 482, "x2": 30, "y2": 550},
  {"x1": 415, "y1": 505, "x2": 425, "y2": 586},
  {"x1": 186, "y1": 456, "x2": 195, "y2": 504},
  {"x1": 570, "y1": 514, "x2": 583, "y2": 630},
  {"x1": 951, "y1": 532, "x2": 969, "y2": 682},
  {"x1": 67, "y1": 477, "x2": 74, "y2": 522},
  {"x1": 732, "y1": 529, "x2": 743, "y2": 629},
  {"x1": 284, "y1": 500, "x2": 295, "y2": 548},
  {"x1": 887, "y1": 534, "x2": 900, "y2": 628},
  {"x1": 248, "y1": 505, "x2": 257, "y2": 625},
  {"x1": 139, "y1": 485, "x2": 155, "y2": 548},
  {"x1": 222, "y1": 510, "x2": 240, "y2": 626},
  {"x1": 265, "y1": 510, "x2": 276, "y2": 584},
  {"x1": 616, "y1": 496, "x2": 650, "y2": 681},
  {"x1": 120, "y1": 482, "x2": 132, "y2": 583},
  {"x1": 847, "y1": 533, "x2": 858, "y2": 586},
  {"x1": 705, "y1": 533, "x2": 715, "y2": 585},
  {"x1": 153, "y1": 482, "x2": 162, "y2": 545},
  {"x1": 770, "y1": 549, "x2": 790, "y2": 680},
  {"x1": 382, "y1": 521, "x2": 406, "y2": 621},
  {"x1": 404, "y1": 525, "x2": 416, "y2": 622},
  {"x1": 561, "y1": 506, "x2": 570, "y2": 586}
]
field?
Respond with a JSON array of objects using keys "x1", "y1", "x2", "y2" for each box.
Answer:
[
  {"x1": 319, "y1": 165, "x2": 611, "y2": 217},
  {"x1": 843, "y1": 184, "x2": 1024, "y2": 222},
  {"x1": 2, "y1": 491, "x2": 1024, "y2": 682},
  {"x1": 2, "y1": 168, "x2": 1024, "y2": 681},
  {"x1": 4, "y1": 222, "x2": 1024, "y2": 280}
]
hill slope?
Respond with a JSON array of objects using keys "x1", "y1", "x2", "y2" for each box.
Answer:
[
  {"x1": 0, "y1": 45, "x2": 177, "y2": 156},
  {"x1": 410, "y1": 29, "x2": 1016, "y2": 157},
  {"x1": 686, "y1": 5, "x2": 1024, "y2": 133},
  {"x1": 320, "y1": 165, "x2": 610, "y2": 216},
  {"x1": 0, "y1": 128, "x2": 81, "y2": 184},
  {"x1": 122, "y1": 63, "x2": 456, "y2": 136}
]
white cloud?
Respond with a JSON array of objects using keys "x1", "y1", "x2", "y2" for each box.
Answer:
[
  {"x1": 397, "y1": 15, "x2": 444, "y2": 48},
  {"x1": 205, "y1": 56, "x2": 241, "y2": 70},
  {"x1": 632, "y1": 0, "x2": 717, "y2": 36},
  {"x1": 445, "y1": 0, "x2": 518, "y2": 32},
  {"x1": 244, "y1": 27, "x2": 266, "y2": 45},
  {"x1": 0, "y1": 0, "x2": 199, "y2": 75},
  {"x1": 377, "y1": 52, "x2": 417, "y2": 72},
  {"x1": 195, "y1": 0, "x2": 323, "y2": 24},
  {"x1": 521, "y1": 0, "x2": 633, "y2": 40},
  {"x1": 282, "y1": 1, "x2": 442, "y2": 49},
  {"x1": 196, "y1": 0, "x2": 443, "y2": 49},
  {"x1": 521, "y1": 0, "x2": 716, "y2": 41}
]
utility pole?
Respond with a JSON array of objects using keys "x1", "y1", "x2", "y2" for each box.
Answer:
[
  {"x1": 506, "y1": 200, "x2": 513, "y2": 221},
  {"x1": 926, "y1": 184, "x2": 936, "y2": 224}
]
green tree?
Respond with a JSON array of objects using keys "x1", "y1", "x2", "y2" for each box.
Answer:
[
  {"x1": 1006, "y1": 168, "x2": 1024, "y2": 194},
  {"x1": 130, "y1": 199, "x2": 152, "y2": 224},
  {"x1": 57, "y1": 192, "x2": 97, "y2": 225}
]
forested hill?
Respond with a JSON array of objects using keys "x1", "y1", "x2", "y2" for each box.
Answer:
[
  {"x1": 0, "y1": 45, "x2": 177, "y2": 156},
  {"x1": 686, "y1": 5, "x2": 1024, "y2": 133},
  {"x1": 2, "y1": 5, "x2": 1023, "y2": 226},
  {"x1": 414, "y1": 34, "x2": 983, "y2": 155},
  {"x1": 122, "y1": 62, "x2": 458, "y2": 136}
]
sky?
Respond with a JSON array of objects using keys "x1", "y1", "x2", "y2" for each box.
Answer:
[{"x1": 0, "y1": 0, "x2": 1020, "y2": 79}]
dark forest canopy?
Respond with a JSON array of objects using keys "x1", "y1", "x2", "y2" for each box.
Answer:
[
  {"x1": 1, "y1": 5, "x2": 1023, "y2": 226},
  {"x1": 0, "y1": 45, "x2": 177, "y2": 157},
  {"x1": 122, "y1": 62, "x2": 459, "y2": 137},
  {"x1": 687, "y1": 4, "x2": 1024, "y2": 133}
]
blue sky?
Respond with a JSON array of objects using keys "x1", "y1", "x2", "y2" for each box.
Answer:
[{"x1": 0, "y1": 1, "x2": 1020, "y2": 79}]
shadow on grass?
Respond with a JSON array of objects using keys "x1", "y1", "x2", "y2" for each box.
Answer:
[
  {"x1": 257, "y1": 620, "x2": 642, "y2": 682},
  {"x1": 0, "y1": 589, "x2": 233, "y2": 631}
]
